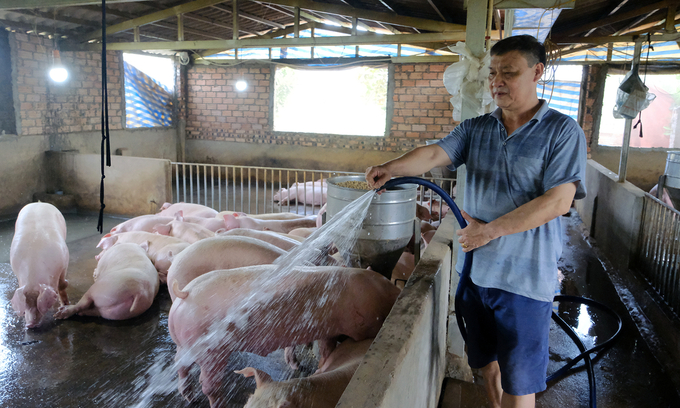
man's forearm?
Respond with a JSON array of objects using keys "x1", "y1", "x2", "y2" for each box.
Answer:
[
  {"x1": 485, "y1": 182, "x2": 576, "y2": 240},
  {"x1": 383, "y1": 145, "x2": 452, "y2": 177}
]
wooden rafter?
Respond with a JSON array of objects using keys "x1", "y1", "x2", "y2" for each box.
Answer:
[
  {"x1": 0, "y1": 0, "x2": 149, "y2": 9},
  {"x1": 64, "y1": 31, "x2": 468, "y2": 52},
  {"x1": 256, "y1": 0, "x2": 464, "y2": 32},
  {"x1": 555, "y1": 0, "x2": 680, "y2": 39},
  {"x1": 84, "y1": 0, "x2": 228, "y2": 41}
]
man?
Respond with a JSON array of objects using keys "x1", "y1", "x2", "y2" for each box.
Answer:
[{"x1": 365, "y1": 35, "x2": 587, "y2": 408}]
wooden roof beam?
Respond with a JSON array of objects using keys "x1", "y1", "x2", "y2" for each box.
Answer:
[
  {"x1": 65, "y1": 31, "x2": 468, "y2": 52},
  {"x1": 256, "y1": 0, "x2": 465, "y2": 32},
  {"x1": 0, "y1": 0, "x2": 150, "y2": 10},
  {"x1": 211, "y1": 3, "x2": 286, "y2": 29},
  {"x1": 84, "y1": 0, "x2": 228, "y2": 41},
  {"x1": 555, "y1": 0, "x2": 680, "y2": 39}
]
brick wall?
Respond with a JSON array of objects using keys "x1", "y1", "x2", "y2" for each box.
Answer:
[
  {"x1": 581, "y1": 64, "x2": 606, "y2": 153},
  {"x1": 185, "y1": 62, "x2": 457, "y2": 153},
  {"x1": 13, "y1": 33, "x2": 123, "y2": 136}
]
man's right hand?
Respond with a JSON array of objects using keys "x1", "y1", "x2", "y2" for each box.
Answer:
[{"x1": 365, "y1": 165, "x2": 392, "y2": 190}]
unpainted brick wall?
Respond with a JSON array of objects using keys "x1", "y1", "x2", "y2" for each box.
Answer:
[
  {"x1": 13, "y1": 33, "x2": 123, "y2": 136},
  {"x1": 185, "y1": 62, "x2": 457, "y2": 153},
  {"x1": 580, "y1": 64, "x2": 605, "y2": 153}
]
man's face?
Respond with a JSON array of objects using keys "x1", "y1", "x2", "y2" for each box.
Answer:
[{"x1": 488, "y1": 50, "x2": 544, "y2": 111}]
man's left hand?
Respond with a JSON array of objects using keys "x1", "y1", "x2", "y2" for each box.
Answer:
[{"x1": 457, "y1": 211, "x2": 494, "y2": 252}]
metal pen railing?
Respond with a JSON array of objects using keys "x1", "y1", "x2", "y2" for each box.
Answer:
[
  {"x1": 635, "y1": 193, "x2": 680, "y2": 314},
  {"x1": 170, "y1": 162, "x2": 457, "y2": 220}
]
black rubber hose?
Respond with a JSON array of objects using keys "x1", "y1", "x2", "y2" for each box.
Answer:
[
  {"x1": 382, "y1": 177, "x2": 472, "y2": 342},
  {"x1": 380, "y1": 177, "x2": 624, "y2": 407}
]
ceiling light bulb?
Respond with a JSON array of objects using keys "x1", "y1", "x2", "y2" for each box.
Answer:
[{"x1": 49, "y1": 67, "x2": 68, "y2": 82}]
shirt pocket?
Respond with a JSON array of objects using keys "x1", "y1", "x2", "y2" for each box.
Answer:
[{"x1": 507, "y1": 155, "x2": 545, "y2": 204}]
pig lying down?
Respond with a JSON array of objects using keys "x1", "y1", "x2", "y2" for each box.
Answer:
[
  {"x1": 237, "y1": 338, "x2": 373, "y2": 408},
  {"x1": 10, "y1": 202, "x2": 70, "y2": 329},
  {"x1": 55, "y1": 243, "x2": 159, "y2": 320},
  {"x1": 168, "y1": 264, "x2": 399, "y2": 407},
  {"x1": 158, "y1": 202, "x2": 218, "y2": 219},
  {"x1": 97, "y1": 231, "x2": 190, "y2": 283},
  {"x1": 222, "y1": 213, "x2": 317, "y2": 234}
]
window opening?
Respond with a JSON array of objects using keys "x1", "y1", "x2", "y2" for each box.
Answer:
[
  {"x1": 599, "y1": 73, "x2": 680, "y2": 148},
  {"x1": 123, "y1": 53, "x2": 174, "y2": 128},
  {"x1": 273, "y1": 65, "x2": 388, "y2": 137}
]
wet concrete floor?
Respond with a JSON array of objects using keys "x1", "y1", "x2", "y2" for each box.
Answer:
[
  {"x1": 0, "y1": 212, "x2": 311, "y2": 408},
  {"x1": 439, "y1": 210, "x2": 680, "y2": 408},
  {"x1": 2, "y1": 209, "x2": 679, "y2": 407}
]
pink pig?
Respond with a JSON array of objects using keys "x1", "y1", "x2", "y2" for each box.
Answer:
[
  {"x1": 168, "y1": 265, "x2": 399, "y2": 407},
  {"x1": 215, "y1": 211, "x2": 309, "y2": 221},
  {"x1": 109, "y1": 214, "x2": 174, "y2": 235},
  {"x1": 154, "y1": 215, "x2": 215, "y2": 243},
  {"x1": 273, "y1": 180, "x2": 327, "y2": 205},
  {"x1": 166, "y1": 236, "x2": 286, "y2": 302},
  {"x1": 236, "y1": 338, "x2": 373, "y2": 408},
  {"x1": 222, "y1": 213, "x2": 317, "y2": 234},
  {"x1": 158, "y1": 202, "x2": 218, "y2": 219},
  {"x1": 10, "y1": 203, "x2": 70, "y2": 328},
  {"x1": 215, "y1": 228, "x2": 301, "y2": 251},
  {"x1": 55, "y1": 243, "x2": 159, "y2": 320},
  {"x1": 96, "y1": 231, "x2": 190, "y2": 283}
]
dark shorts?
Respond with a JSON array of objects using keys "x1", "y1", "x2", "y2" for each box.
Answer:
[{"x1": 459, "y1": 278, "x2": 552, "y2": 396}]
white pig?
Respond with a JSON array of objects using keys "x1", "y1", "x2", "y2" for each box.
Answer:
[
  {"x1": 215, "y1": 228, "x2": 301, "y2": 251},
  {"x1": 96, "y1": 231, "x2": 190, "y2": 283},
  {"x1": 165, "y1": 236, "x2": 286, "y2": 302},
  {"x1": 10, "y1": 202, "x2": 70, "y2": 328},
  {"x1": 154, "y1": 215, "x2": 215, "y2": 243},
  {"x1": 222, "y1": 213, "x2": 317, "y2": 234},
  {"x1": 158, "y1": 202, "x2": 218, "y2": 219},
  {"x1": 55, "y1": 243, "x2": 159, "y2": 320},
  {"x1": 168, "y1": 265, "x2": 399, "y2": 407}
]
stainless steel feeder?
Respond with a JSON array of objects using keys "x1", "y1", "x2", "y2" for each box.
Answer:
[{"x1": 326, "y1": 175, "x2": 417, "y2": 279}]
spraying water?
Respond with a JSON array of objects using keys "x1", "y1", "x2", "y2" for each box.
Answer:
[{"x1": 127, "y1": 190, "x2": 377, "y2": 407}]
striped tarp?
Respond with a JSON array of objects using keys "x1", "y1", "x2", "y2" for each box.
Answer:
[
  {"x1": 124, "y1": 61, "x2": 173, "y2": 128},
  {"x1": 538, "y1": 80, "x2": 581, "y2": 120},
  {"x1": 562, "y1": 40, "x2": 680, "y2": 62}
]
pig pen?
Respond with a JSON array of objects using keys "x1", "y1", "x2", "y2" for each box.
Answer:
[{"x1": 0, "y1": 155, "x2": 460, "y2": 408}]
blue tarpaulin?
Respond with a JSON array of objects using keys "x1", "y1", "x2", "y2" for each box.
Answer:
[{"x1": 124, "y1": 61, "x2": 173, "y2": 128}]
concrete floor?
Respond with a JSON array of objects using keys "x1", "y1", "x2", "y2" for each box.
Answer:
[
  {"x1": 0, "y1": 212, "x2": 313, "y2": 408},
  {"x1": 0, "y1": 209, "x2": 679, "y2": 407}
]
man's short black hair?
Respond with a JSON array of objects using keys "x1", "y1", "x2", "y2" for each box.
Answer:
[{"x1": 490, "y1": 35, "x2": 546, "y2": 67}]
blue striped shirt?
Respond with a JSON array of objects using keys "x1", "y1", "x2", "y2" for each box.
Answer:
[{"x1": 436, "y1": 100, "x2": 587, "y2": 301}]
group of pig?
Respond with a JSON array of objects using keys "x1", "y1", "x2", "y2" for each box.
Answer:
[{"x1": 10, "y1": 199, "x2": 432, "y2": 408}]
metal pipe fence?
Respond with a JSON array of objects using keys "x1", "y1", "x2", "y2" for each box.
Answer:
[
  {"x1": 170, "y1": 162, "x2": 456, "y2": 220},
  {"x1": 635, "y1": 193, "x2": 680, "y2": 314}
]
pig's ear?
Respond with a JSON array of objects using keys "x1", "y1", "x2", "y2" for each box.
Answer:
[
  {"x1": 215, "y1": 228, "x2": 226, "y2": 235},
  {"x1": 160, "y1": 202, "x2": 172, "y2": 211},
  {"x1": 154, "y1": 223, "x2": 172, "y2": 235},
  {"x1": 234, "y1": 367, "x2": 272, "y2": 388},
  {"x1": 140, "y1": 241, "x2": 150, "y2": 252},
  {"x1": 11, "y1": 286, "x2": 26, "y2": 314},
  {"x1": 223, "y1": 214, "x2": 240, "y2": 230},
  {"x1": 174, "y1": 211, "x2": 184, "y2": 221},
  {"x1": 97, "y1": 234, "x2": 117, "y2": 249},
  {"x1": 37, "y1": 285, "x2": 58, "y2": 314}
]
